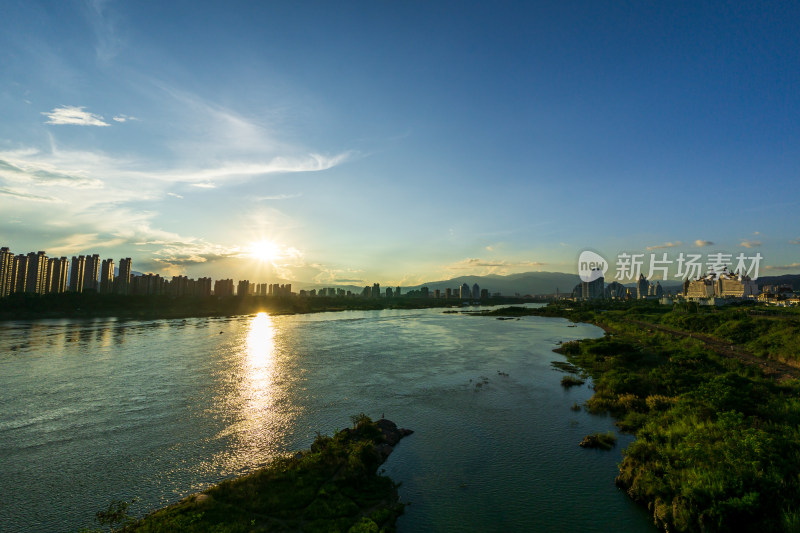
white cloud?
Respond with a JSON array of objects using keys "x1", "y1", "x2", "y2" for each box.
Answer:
[
  {"x1": 42, "y1": 105, "x2": 110, "y2": 126},
  {"x1": 256, "y1": 193, "x2": 302, "y2": 201},
  {"x1": 5, "y1": 85, "x2": 353, "y2": 278},
  {"x1": 740, "y1": 240, "x2": 762, "y2": 248},
  {"x1": 646, "y1": 241, "x2": 682, "y2": 250},
  {"x1": 694, "y1": 240, "x2": 714, "y2": 247}
]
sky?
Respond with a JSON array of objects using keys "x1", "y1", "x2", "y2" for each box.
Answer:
[{"x1": 1, "y1": 1, "x2": 799, "y2": 286}]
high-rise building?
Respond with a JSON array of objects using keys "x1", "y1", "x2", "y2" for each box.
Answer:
[
  {"x1": 373, "y1": 283, "x2": 380, "y2": 298},
  {"x1": 237, "y1": 280, "x2": 250, "y2": 296},
  {"x1": 214, "y1": 279, "x2": 234, "y2": 296},
  {"x1": 637, "y1": 274, "x2": 649, "y2": 299},
  {"x1": 0, "y1": 247, "x2": 13, "y2": 297},
  {"x1": 14, "y1": 254, "x2": 28, "y2": 294},
  {"x1": 655, "y1": 282, "x2": 663, "y2": 298},
  {"x1": 116, "y1": 258, "x2": 132, "y2": 295},
  {"x1": 581, "y1": 276, "x2": 605, "y2": 300},
  {"x1": 460, "y1": 283, "x2": 470, "y2": 299},
  {"x1": 100, "y1": 259, "x2": 115, "y2": 294},
  {"x1": 26, "y1": 251, "x2": 48, "y2": 294},
  {"x1": 472, "y1": 283, "x2": 480, "y2": 299},
  {"x1": 196, "y1": 277, "x2": 212, "y2": 296},
  {"x1": 69, "y1": 255, "x2": 86, "y2": 293},
  {"x1": 83, "y1": 254, "x2": 100, "y2": 292},
  {"x1": 49, "y1": 257, "x2": 69, "y2": 294},
  {"x1": 131, "y1": 273, "x2": 166, "y2": 295},
  {"x1": 395, "y1": 286, "x2": 401, "y2": 298}
]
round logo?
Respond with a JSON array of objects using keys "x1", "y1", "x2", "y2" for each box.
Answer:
[{"x1": 578, "y1": 250, "x2": 608, "y2": 282}]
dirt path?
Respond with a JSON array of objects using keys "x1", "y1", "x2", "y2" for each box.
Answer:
[{"x1": 613, "y1": 318, "x2": 800, "y2": 382}]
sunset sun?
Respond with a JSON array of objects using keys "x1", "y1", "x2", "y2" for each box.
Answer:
[{"x1": 249, "y1": 240, "x2": 280, "y2": 263}]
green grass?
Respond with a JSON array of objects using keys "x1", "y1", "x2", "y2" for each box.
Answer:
[
  {"x1": 536, "y1": 301, "x2": 800, "y2": 532},
  {"x1": 111, "y1": 417, "x2": 407, "y2": 533}
]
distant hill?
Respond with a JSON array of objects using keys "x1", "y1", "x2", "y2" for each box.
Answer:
[
  {"x1": 404, "y1": 272, "x2": 582, "y2": 296},
  {"x1": 271, "y1": 271, "x2": 695, "y2": 297},
  {"x1": 756, "y1": 274, "x2": 800, "y2": 290},
  {"x1": 117, "y1": 270, "x2": 800, "y2": 297}
]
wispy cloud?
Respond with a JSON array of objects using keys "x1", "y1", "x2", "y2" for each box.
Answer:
[
  {"x1": 112, "y1": 114, "x2": 138, "y2": 122},
  {"x1": 445, "y1": 258, "x2": 547, "y2": 275},
  {"x1": 646, "y1": 241, "x2": 682, "y2": 250},
  {"x1": 42, "y1": 105, "x2": 110, "y2": 126},
  {"x1": 0, "y1": 155, "x2": 103, "y2": 188},
  {"x1": 694, "y1": 240, "x2": 714, "y2": 247},
  {"x1": 789, "y1": 239, "x2": 800, "y2": 245},
  {"x1": 87, "y1": 0, "x2": 124, "y2": 64},
  {"x1": 764, "y1": 263, "x2": 800, "y2": 271},
  {"x1": 191, "y1": 183, "x2": 216, "y2": 189},
  {"x1": 256, "y1": 193, "x2": 302, "y2": 201},
  {"x1": 0, "y1": 186, "x2": 59, "y2": 202},
  {"x1": 740, "y1": 240, "x2": 762, "y2": 248},
  {"x1": 166, "y1": 192, "x2": 183, "y2": 199}
]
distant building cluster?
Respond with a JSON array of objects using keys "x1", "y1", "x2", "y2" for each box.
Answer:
[
  {"x1": 298, "y1": 281, "x2": 490, "y2": 301},
  {"x1": 1, "y1": 246, "x2": 494, "y2": 301},
  {"x1": 682, "y1": 268, "x2": 758, "y2": 300},
  {"x1": 566, "y1": 266, "x2": 768, "y2": 306},
  {"x1": 0, "y1": 247, "x2": 132, "y2": 297}
]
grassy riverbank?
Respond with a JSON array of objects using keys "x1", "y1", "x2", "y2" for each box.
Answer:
[
  {"x1": 81, "y1": 416, "x2": 411, "y2": 533},
  {"x1": 487, "y1": 302, "x2": 800, "y2": 532}
]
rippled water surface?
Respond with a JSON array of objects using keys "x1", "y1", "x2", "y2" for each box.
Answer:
[{"x1": 0, "y1": 306, "x2": 655, "y2": 532}]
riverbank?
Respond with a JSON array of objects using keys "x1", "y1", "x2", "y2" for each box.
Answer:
[
  {"x1": 488, "y1": 302, "x2": 800, "y2": 532},
  {"x1": 0, "y1": 292, "x2": 536, "y2": 322},
  {"x1": 82, "y1": 417, "x2": 412, "y2": 533}
]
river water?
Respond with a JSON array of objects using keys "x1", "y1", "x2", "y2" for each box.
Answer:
[{"x1": 0, "y1": 306, "x2": 654, "y2": 532}]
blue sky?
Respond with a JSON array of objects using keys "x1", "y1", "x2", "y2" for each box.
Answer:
[{"x1": 1, "y1": 1, "x2": 799, "y2": 285}]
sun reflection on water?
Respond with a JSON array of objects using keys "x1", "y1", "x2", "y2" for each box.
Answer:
[
  {"x1": 210, "y1": 312, "x2": 302, "y2": 474},
  {"x1": 246, "y1": 312, "x2": 276, "y2": 382}
]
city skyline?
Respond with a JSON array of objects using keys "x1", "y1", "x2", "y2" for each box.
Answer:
[
  {"x1": 0, "y1": 244, "x2": 499, "y2": 297},
  {"x1": 2, "y1": 2, "x2": 799, "y2": 285}
]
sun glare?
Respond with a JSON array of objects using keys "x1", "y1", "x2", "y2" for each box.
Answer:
[{"x1": 249, "y1": 240, "x2": 280, "y2": 263}]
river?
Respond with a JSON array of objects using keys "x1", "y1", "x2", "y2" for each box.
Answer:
[{"x1": 0, "y1": 306, "x2": 654, "y2": 532}]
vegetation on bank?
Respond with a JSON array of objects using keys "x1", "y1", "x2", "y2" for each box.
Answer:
[
  {"x1": 560, "y1": 375, "x2": 585, "y2": 388},
  {"x1": 0, "y1": 291, "x2": 533, "y2": 321},
  {"x1": 578, "y1": 431, "x2": 617, "y2": 450},
  {"x1": 490, "y1": 301, "x2": 800, "y2": 532},
  {"x1": 80, "y1": 416, "x2": 411, "y2": 533}
]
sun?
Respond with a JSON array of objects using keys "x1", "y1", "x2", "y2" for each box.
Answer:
[{"x1": 248, "y1": 240, "x2": 280, "y2": 263}]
